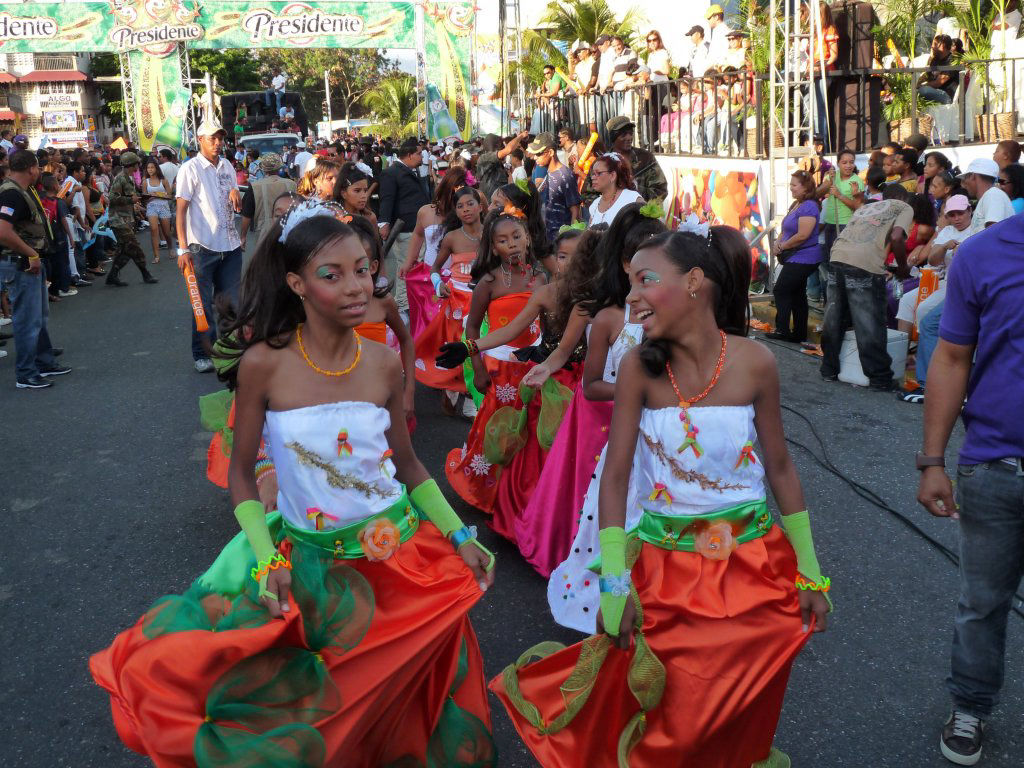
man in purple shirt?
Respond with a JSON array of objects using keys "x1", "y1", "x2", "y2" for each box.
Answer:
[{"x1": 916, "y1": 213, "x2": 1024, "y2": 766}]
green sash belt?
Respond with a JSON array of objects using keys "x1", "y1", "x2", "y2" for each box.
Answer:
[
  {"x1": 636, "y1": 498, "x2": 772, "y2": 552},
  {"x1": 283, "y1": 491, "x2": 421, "y2": 560}
]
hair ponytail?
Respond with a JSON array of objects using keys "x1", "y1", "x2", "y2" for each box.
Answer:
[{"x1": 635, "y1": 226, "x2": 751, "y2": 377}]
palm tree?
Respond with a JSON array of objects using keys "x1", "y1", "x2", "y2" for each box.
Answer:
[
  {"x1": 362, "y1": 74, "x2": 421, "y2": 139},
  {"x1": 523, "y1": 0, "x2": 647, "y2": 68}
]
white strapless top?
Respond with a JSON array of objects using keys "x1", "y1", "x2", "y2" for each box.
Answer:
[{"x1": 263, "y1": 401, "x2": 403, "y2": 531}]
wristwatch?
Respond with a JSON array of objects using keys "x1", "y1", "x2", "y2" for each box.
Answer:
[
  {"x1": 915, "y1": 453, "x2": 945, "y2": 470},
  {"x1": 177, "y1": 248, "x2": 190, "y2": 257}
]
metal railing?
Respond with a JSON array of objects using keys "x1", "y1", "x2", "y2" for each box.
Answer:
[{"x1": 525, "y1": 56, "x2": 1024, "y2": 158}]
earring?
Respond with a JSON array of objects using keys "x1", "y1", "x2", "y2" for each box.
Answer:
[
  {"x1": 299, "y1": 295, "x2": 306, "y2": 301},
  {"x1": 689, "y1": 291, "x2": 696, "y2": 299}
]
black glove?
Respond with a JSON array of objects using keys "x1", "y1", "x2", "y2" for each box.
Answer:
[
  {"x1": 513, "y1": 344, "x2": 547, "y2": 364},
  {"x1": 436, "y1": 341, "x2": 470, "y2": 369}
]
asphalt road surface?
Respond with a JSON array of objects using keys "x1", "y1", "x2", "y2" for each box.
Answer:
[{"x1": 2, "y1": 237, "x2": 1022, "y2": 767}]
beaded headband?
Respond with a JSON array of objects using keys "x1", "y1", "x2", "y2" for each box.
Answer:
[{"x1": 278, "y1": 199, "x2": 350, "y2": 244}]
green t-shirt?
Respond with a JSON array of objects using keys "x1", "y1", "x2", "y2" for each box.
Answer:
[{"x1": 823, "y1": 173, "x2": 863, "y2": 226}]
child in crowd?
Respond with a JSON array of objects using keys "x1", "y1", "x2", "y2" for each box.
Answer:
[
  {"x1": 436, "y1": 227, "x2": 589, "y2": 549},
  {"x1": 520, "y1": 204, "x2": 666, "y2": 577},
  {"x1": 414, "y1": 186, "x2": 485, "y2": 415},
  {"x1": 443, "y1": 206, "x2": 545, "y2": 514},
  {"x1": 333, "y1": 163, "x2": 378, "y2": 227},
  {"x1": 492, "y1": 227, "x2": 830, "y2": 768},
  {"x1": 864, "y1": 165, "x2": 887, "y2": 202},
  {"x1": 348, "y1": 214, "x2": 417, "y2": 429},
  {"x1": 399, "y1": 168, "x2": 469, "y2": 339},
  {"x1": 91, "y1": 202, "x2": 496, "y2": 766}
]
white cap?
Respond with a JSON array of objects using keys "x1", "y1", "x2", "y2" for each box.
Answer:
[
  {"x1": 197, "y1": 115, "x2": 226, "y2": 138},
  {"x1": 959, "y1": 157, "x2": 999, "y2": 180}
]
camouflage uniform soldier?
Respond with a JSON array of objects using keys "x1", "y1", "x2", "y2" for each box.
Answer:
[
  {"x1": 606, "y1": 116, "x2": 668, "y2": 204},
  {"x1": 106, "y1": 152, "x2": 158, "y2": 287}
]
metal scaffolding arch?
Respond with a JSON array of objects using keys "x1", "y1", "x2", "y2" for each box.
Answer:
[
  {"x1": 117, "y1": 50, "x2": 138, "y2": 145},
  {"x1": 498, "y1": 0, "x2": 525, "y2": 135},
  {"x1": 766, "y1": 0, "x2": 828, "y2": 242}
]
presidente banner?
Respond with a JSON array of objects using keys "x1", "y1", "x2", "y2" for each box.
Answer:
[{"x1": 0, "y1": 1, "x2": 417, "y2": 53}]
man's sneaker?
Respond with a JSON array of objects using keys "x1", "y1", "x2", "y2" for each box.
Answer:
[
  {"x1": 58, "y1": 288, "x2": 78, "y2": 298},
  {"x1": 16, "y1": 375, "x2": 52, "y2": 389},
  {"x1": 194, "y1": 358, "x2": 215, "y2": 373},
  {"x1": 74, "y1": 277, "x2": 92, "y2": 287},
  {"x1": 0, "y1": 316, "x2": 11, "y2": 326},
  {"x1": 0, "y1": 349, "x2": 6, "y2": 358},
  {"x1": 39, "y1": 364, "x2": 71, "y2": 377},
  {"x1": 941, "y1": 711, "x2": 984, "y2": 765}
]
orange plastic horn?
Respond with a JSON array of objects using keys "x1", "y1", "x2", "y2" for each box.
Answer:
[{"x1": 182, "y1": 260, "x2": 209, "y2": 332}]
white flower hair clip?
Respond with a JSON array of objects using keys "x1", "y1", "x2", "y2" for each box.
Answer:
[
  {"x1": 279, "y1": 199, "x2": 346, "y2": 244},
  {"x1": 603, "y1": 151, "x2": 622, "y2": 162},
  {"x1": 677, "y1": 213, "x2": 710, "y2": 238}
]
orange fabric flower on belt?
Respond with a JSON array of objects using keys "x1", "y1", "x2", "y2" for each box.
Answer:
[
  {"x1": 359, "y1": 518, "x2": 402, "y2": 561},
  {"x1": 502, "y1": 203, "x2": 526, "y2": 219},
  {"x1": 693, "y1": 521, "x2": 738, "y2": 561}
]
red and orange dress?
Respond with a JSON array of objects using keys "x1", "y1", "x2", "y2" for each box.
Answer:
[
  {"x1": 92, "y1": 402, "x2": 495, "y2": 768},
  {"x1": 492, "y1": 405, "x2": 809, "y2": 767},
  {"x1": 414, "y1": 251, "x2": 475, "y2": 393},
  {"x1": 444, "y1": 291, "x2": 541, "y2": 513}
]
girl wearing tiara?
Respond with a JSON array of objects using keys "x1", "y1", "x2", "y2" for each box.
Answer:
[
  {"x1": 91, "y1": 202, "x2": 496, "y2": 768},
  {"x1": 492, "y1": 227, "x2": 830, "y2": 768}
]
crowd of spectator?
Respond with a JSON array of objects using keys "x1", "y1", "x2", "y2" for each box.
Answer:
[{"x1": 765, "y1": 130, "x2": 1022, "y2": 406}]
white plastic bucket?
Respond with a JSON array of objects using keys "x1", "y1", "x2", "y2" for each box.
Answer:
[{"x1": 838, "y1": 329, "x2": 908, "y2": 386}]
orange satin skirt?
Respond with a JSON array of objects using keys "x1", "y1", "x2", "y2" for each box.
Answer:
[
  {"x1": 445, "y1": 353, "x2": 533, "y2": 514},
  {"x1": 90, "y1": 521, "x2": 494, "y2": 768},
  {"x1": 414, "y1": 252, "x2": 475, "y2": 393},
  {"x1": 490, "y1": 528, "x2": 811, "y2": 768}
]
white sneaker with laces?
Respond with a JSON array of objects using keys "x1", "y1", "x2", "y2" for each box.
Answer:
[
  {"x1": 941, "y1": 710, "x2": 985, "y2": 766},
  {"x1": 58, "y1": 288, "x2": 78, "y2": 298},
  {"x1": 0, "y1": 317, "x2": 11, "y2": 326},
  {"x1": 194, "y1": 358, "x2": 215, "y2": 373}
]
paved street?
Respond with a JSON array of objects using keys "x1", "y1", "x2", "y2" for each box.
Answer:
[{"x1": 1, "y1": 237, "x2": 1022, "y2": 767}]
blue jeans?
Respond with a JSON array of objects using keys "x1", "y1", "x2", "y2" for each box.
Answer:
[
  {"x1": 948, "y1": 459, "x2": 1024, "y2": 718},
  {"x1": 820, "y1": 263, "x2": 893, "y2": 386},
  {"x1": 916, "y1": 301, "x2": 943, "y2": 386},
  {"x1": 190, "y1": 246, "x2": 243, "y2": 361},
  {"x1": 919, "y1": 85, "x2": 953, "y2": 105},
  {"x1": 0, "y1": 259, "x2": 57, "y2": 380}
]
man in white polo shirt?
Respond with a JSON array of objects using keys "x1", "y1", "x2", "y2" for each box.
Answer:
[
  {"x1": 959, "y1": 157, "x2": 1015, "y2": 235},
  {"x1": 175, "y1": 115, "x2": 242, "y2": 373}
]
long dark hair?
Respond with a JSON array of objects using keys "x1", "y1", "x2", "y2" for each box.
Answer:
[
  {"x1": 442, "y1": 186, "x2": 484, "y2": 239},
  {"x1": 553, "y1": 226, "x2": 606, "y2": 333},
  {"x1": 347, "y1": 214, "x2": 390, "y2": 298},
  {"x1": 636, "y1": 227, "x2": 751, "y2": 377},
  {"x1": 495, "y1": 181, "x2": 549, "y2": 259},
  {"x1": 215, "y1": 214, "x2": 358, "y2": 389},
  {"x1": 433, "y1": 166, "x2": 468, "y2": 218},
  {"x1": 333, "y1": 162, "x2": 371, "y2": 207},
  {"x1": 576, "y1": 203, "x2": 666, "y2": 317},
  {"x1": 471, "y1": 209, "x2": 534, "y2": 282}
]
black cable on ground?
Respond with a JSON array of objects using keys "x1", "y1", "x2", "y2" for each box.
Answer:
[{"x1": 778, "y1": 401, "x2": 1024, "y2": 621}]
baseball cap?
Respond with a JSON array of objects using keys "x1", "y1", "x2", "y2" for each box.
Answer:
[
  {"x1": 13, "y1": 134, "x2": 27, "y2": 144},
  {"x1": 958, "y1": 157, "x2": 999, "y2": 179},
  {"x1": 197, "y1": 115, "x2": 227, "y2": 138},
  {"x1": 527, "y1": 132, "x2": 556, "y2": 153},
  {"x1": 595, "y1": 34, "x2": 611, "y2": 45},
  {"x1": 606, "y1": 115, "x2": 636, "y2": 136},
  {"x1": 706, "y1": 4, "x2": 725, "y2": 18},
  {"x1": 119, "y1": 151, "x2": 141, "y2": 166},
  {"x1": 945, "y1": 194, "x2": 970, "y2": 212},
  {"x1": 686, "y1": 25, "x2": 705, "y2": 36}
]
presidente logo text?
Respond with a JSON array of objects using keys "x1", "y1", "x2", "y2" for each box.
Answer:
[{"x1": 242, "y1": 8, "x2": 365, "y2": 43}]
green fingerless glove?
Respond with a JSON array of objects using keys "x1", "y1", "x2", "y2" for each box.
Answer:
[
  {"x1": 598, "y1": 526, "x2": 629, "y2": 636},
  {"x1": 780, "y1": 509, "x2": 832, "y2": 610},
  {"x1": 235, "y1": 500, "x2": 278, "y2": 600},
  {"x1": 410, "y1": 478, "x2": 463, "y2": 537}
]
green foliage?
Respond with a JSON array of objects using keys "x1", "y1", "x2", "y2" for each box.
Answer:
[
  {"x1": 190, "y1": 49, "x2": 262, "y2": 92},
  {"x1": 261, "y1": 49, "x2": 398, "y2": 122},
  {"x1": 89, "y1": 52, "x2": 125, "y2": 123},
  {"x1": 523, "y1": 0, "x2": 646, "y2": 68},
  {"x1": 362, "y1": 73, "x2": 421, "y2": 139},
  {"x1": 873, "y1": 0, "x2": 948, "y2": 60}
]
